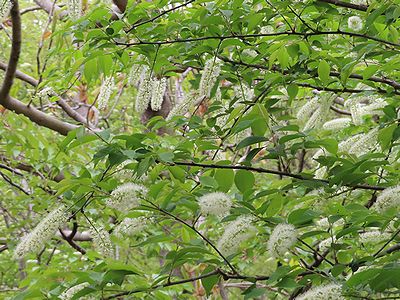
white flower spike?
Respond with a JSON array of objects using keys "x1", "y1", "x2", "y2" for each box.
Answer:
[
  {"x1": 198, "y1": 192, "x2": 232, "y2": 219},
  {"x1": 268, "y1": 223, "x2": 298, "y2": 258}
]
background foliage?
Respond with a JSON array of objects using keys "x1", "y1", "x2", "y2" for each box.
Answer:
[{"x1": 1, "y1": 0, "x2": 400, "y2": 299}]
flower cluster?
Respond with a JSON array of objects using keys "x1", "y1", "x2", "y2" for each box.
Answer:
[
  {"x1": 128, "y1": 64, "x2": 142, "y2": 86},
  {"x1": 97, "y1": 76, "x2": 115, "y2": 110},
  {"x1": 322, "y1": 118, "x2": 352, "y2": 130},
  {"x1": 303, "y1": 96, "x2": 332, "y2": 131},
  {"x1": 68, "y1": 0, "x2": 82, "y2": 21},
  {"x1": 267, "y1": 223, "x2": 298, "y2": 258},
  {"x1": 135, "y1": 66, "x2": 152, "y2": 113},
  {"x1": 150, "y1": 77, "x2": 167, "y2": 111},
  {"x1": 345, "y1": 97, "x2": 387, "y2": 125},
  {"x1": 199, "y1": 58, "x2": 221, "y2": 98},
  {"x1": 348, "y1": 16, "x2": 363, "y2": 31},
  {"x1": 319, "y1": 237, "x2": 336, "y2": 252},
  {"x1": 338, "y1": 134, "x2": 362, "y2": 152},
  {"x1": 37, "y1": 87, "x2": 55, "y2": 102},
  {"x1": 106, "y1": 183, "x2": 147, "y2": 212},
  {"x1": 113, "y1": 217, "x2": 149, "y2": 237},
  {"x1": 316, "y1": 217, "x2": 345, "y2": 229},
  {"x1": 348, "y1": 128, "x2": 379, "y2": 156},
  {"x1": 167, "y1": 92, "x2": 199, "y2": 120},
  {"x1": 260, "y1": 25, "x2": 274, "y2": 34},
  {"x1": 233, "y1": 84, "x2": 255, "y2": 102},
  {"x1": 359, "y1": 230, "x2": 391, "y2": 244},
  {"x1": 296, "y1": 97, "x2": 319, "y2": 121},
  {"x1": 14, "y1": 206, "x2": 68, "y2": 258},
  {"x1": 296, "y1": 283, "x2": 344, "y2": 300},
  {"x1": 0, "y1": 0, "x2": 11, "y2": 22},
  {"x1": 198, "y1": 192, "x2": 232, "y2": 219},
  {"x1": 217, "y1": 215, "x2": 255, "y2": 255},
  {"x1": 128, "y1": 55, "x2": 146, "y2": 86},
  {"x1": 90, "y1": 225, "x2": 114, "y2": 258},
  {"x1": 59, "y1": 282, "x2": 90, "y2": 300},
  {"x1": 373, "y1": 185, "x2": 400, "y2": 212},
  {"x1": 115, "y1": 159, "x2": 135, "y2": 181},
  {"x1": 242, "y1": 49, "x2": 258, "y2": 58}
]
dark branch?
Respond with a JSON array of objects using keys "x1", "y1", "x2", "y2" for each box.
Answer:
[
  {"x1": 317, "y1": 0, "x2": 368, "y2": 11},
  {"x1": 105, "y1": 268, "x2": 270, "y2": 299},
  {"x1": 118, "y1": 30, "x2": 400, "y2": 48},
  {"x1": 127, "y1": 0, "x2": 195, "y2": 33},
  {"x1": 218, "y1": 56, "x2": 400, "y2": 93},
  {"x1": 168, "y1": 161, "x2": 385, "y2": 191}
]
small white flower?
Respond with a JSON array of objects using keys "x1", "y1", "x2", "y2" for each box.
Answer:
[
  {"x1": 0, "y1": 0, "x2": 11, "y2": 22},
  {"x1": 59, "y1": 282, "x2": 90, "y2": 300},
  {"x1": 115, "y1": 160, "x2": 135, "y2": 181},
  {"x1": 319, "y1": 237, "x2": 335, "y2": 252},
  {"x1": 113, "y1": 217, "x2": 149, "y2": 237},
  {"x1": 314, "y1": 166, "x2": 327, "y2": 179},
  {"x1": 217, "y1": 215, "x2": 255, "y2": 255},
  {"x1": 106, "y1": 183, "x2": 147, "y2": 212},
  {"x1": 198, "y1": 192, "x2": 232, "y2": 219},
  {"x1": 373, "y1": 185, "x2": 400, "y2": 212},
  {"x1": 234, "y1": 84, "x2": 254, "y2": 102},
  {"x1": 268, "y1": 223, "x2": 298, "y2": 258},
  {"x1": 296, "y1": 283, "x2": 344, "y2": 300},
  {"x1": 135, "y1": 66, "x2": 152, "y2": 113},
  {"x1": 98, "y1": 76, "x2": 114, "y2": 110},
  {"x1": 14, "y1": 206, "x2": 68, "y2": 258},
  {"x1": 359, "y1": 230, "x2": 391, "y2": 244},
  {"x1": 323, "y1": 118, "x2": 352, "y2": 130},
  {"x1": 199, "y1": 58, "x2": 221, "y2": 98},
  {"x1": 260, "y1": 25, "x2": 274, "y2": 34},
  {"x1": 316, "y1": 217, "x2": 344, "y2": 229},
  {"x1": 242, "y1": 49, "x2": 258, "y2": 58},
  {"x1": 166, "y1": 92, "x2": 199, "y2": 120},
  {"x1": 37, "y1": 87, "x2": 56, "y2": 102},
  {"x1": 90, "y1": 225, "x2": 114, "y2": 258},
  {"x1": 338, "y1": 134, "x2": 362, "y2": 152},
  {"x1": 68, "y1": 0, "x2": 82, "y2": 20},
  {"x1": 150, "y1": 77, "x2": 167, "y2": 111},
  {"x1": 348, "y1": 16, "x2": 363, "y2": 31},
  {"x1": 348, "y1": 127, "x2": 379, "y2": 156},
  {"x1": 296, "y1": 97, "x2": 319, "y2": 121}
]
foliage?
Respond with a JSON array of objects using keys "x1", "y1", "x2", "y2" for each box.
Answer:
[{"x1": 1, "y1": 0, "x2": 400, "y2": 299}]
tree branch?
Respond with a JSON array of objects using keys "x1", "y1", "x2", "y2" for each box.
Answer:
[
  {"x1": 0, "y1": 1, "x2": 78, "y2": 135},
  {"x1": 168, "y1": 161, "x2": 385, "y2": 191},
  {"x1": 33, "y1": 0, "x2": 68, "y2": 19},
  {"x1": 118, "y1": 30, "x2": 400, "y2": 48},
  {"x1": 0, "y1": 0, "x2": 22, "y2": 101},
  {"x1": 4, "y1": 96, "x2": 78, "y2": 135},
  {"x1": 105, "y1": 268, "x2": 270, "y2": 299},
  {"x1": 218, "y1": 56, "x2": 400, "y2": 93},
  {"x1": 127, "y1": 0, "x2": 195, "y2": 33},
  {"x1": 316, "y1": 0, "x2": 368, "y2": 11}
]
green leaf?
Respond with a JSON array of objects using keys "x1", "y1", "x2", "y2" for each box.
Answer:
[
  {"x1": 234, "y1": 169, "x2": 255, "y2": 193},
  {"x1": 288, "y1": 209, "x2": 317, "y2": 226},
  {"x1": 378, "y1": 124, "x2": 396, "y2": 151},
  {"x1": 318, "y1": 60, "x2": 331, "y2": 85},
  {"x1": 363, "y1": 65, "x2": 379, "y2": 80},
  {"x1": 237, "y1": 136, "x2": 268, "y2": 150},
  {"x1": 84, "y1": 58, "x2": 98, "y2": 83},
  {"x1": 215, "y1": 168, "x2": 234, "y2": 192},
  {"x1": 201, "y1": 267, "x2": 220, "y2": 296},
  {"x1": 158, "y1": 152, "x2": 174, "y2": 163},
  {"x1": 200, "y1": 175, "x2": 218, "y2": 188}
]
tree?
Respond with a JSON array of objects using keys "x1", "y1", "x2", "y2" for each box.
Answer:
[{"x1": 1, "y1": 0, "x2": 400, "y2": 298}]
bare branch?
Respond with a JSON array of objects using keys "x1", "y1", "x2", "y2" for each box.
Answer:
[{"x1": 316, "y1": 0, "x2": 368, "y2": 11}]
